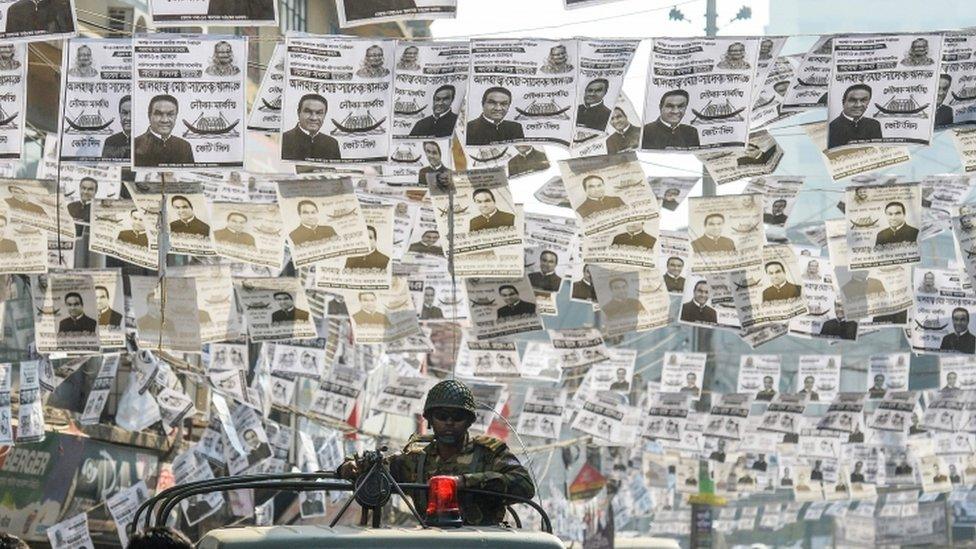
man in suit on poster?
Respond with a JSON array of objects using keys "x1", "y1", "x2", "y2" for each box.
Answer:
[
  {"x1": 417, "y1": 141, "x2": 448, "y2": 186},
  {"x1": 691, "y1": 213, "x2": 736, "y2": 253},
  {"x1": 134, "y1": 94, "x2": 195, "y2": 167},
  {"x1": 874, "y1": 201, "x2": 919, "y2": 246},
  {"x1": 169, "y1": 195, "x2": 211, "y2": 237},
  {"x1": 409, "y1": 84, "x2": 458, "y2": 138},
  {"x1": 497, "y1": 285, "x2": 535, "y2": 319},
  {"x1": 116, "y1": 208, "x2": 149, "y2": 248},
  {"x1": 101, "y1": 95, "x2": 132, "y2": 160},
  {"x1": 466, "y1": 87, "x2": 524, "y2": 146},
  {"x1": 574, "y1": 174, "x2": 625, "y2": 218},
  {"x1": 214, "y1": 211, "x2": 256, "y2": 247},
  {"x1": 469, "y1": 188, "x2": 515, "y2": 232},
  {"x1": 281, "y1": 94, "x2": 341, "y2": 162},
  {"x1": 58, "y1": 292, "x2": 97, "y2": 334},
  {"x1": 941, "y1": 307, "x2": 976, "y2": 354},
  {"x1": 680, "y1": 280, "x2": 717, "y2": 323},
  {"x1": 95, "y1": 285, "x2": 123, "y2": 329},
  {"x1": 828, "y1": 84, "x2": 882, "y2": 148},
  {"x1": 641, "y1": 89, "x2": 700, "y2": 150},
  {"x1": 66, "y1": 177, "x2": 97, "y2": 223},
  {"x1": 606, "y1": 107, "x2": 640, "y2": 154},
  {"x1": 345, "y1": 225, "x2": 390, "y2": 270},
  {"x1": 271, "y1": 291, "x2": 309, "y2": 323},
  {"x1": 576, "y1": 78, "x2": 612, "y2": 131},
  {"x1": 289, "y1": 200, "x2": 337, "y2": 246},
  {"x1": 761, "y1": 261, "x2": 801, "y2": 302}
]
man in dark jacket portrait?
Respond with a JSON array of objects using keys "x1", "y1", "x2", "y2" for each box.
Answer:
[
  {"x1": 281, "y1": 93, "x2": 341, "y2": 162},
  {"x1": 466, "y1": 87, "x2": 524, "y2": 146},
  {"x1": 828, "y1": 83, "x2": 882, "y2": 148},
  {"x1": 134, "y1": 94, "x2": 195, "y2": 167}
]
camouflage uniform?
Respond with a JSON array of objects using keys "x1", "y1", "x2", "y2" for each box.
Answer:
[{"x1": 388, "y1": 432, "x2": 535, "y2": 526}]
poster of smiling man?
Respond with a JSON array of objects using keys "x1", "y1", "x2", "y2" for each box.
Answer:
[
  {"x1": 731, "y1": 245, "x2": 808, "y2": 328},
  {"x1": 828, "y1": 34, "x2": 944, "y2": 151},
  {"x1": 935, "y1": 32, "x2": 976, "y2": 129},
  {"x1": 234, "y1": 277, "x2": 317, "y2": 341},
  {"x1": 0, "y1": 42, "x2": 24, "y2": 161},
  {"x1": 559, "y1": 151, "x2": 658, "y2": 238},
  {"x1": 572, "y1": 39, "x2": 639, "y2": 142},
  {"x1": 590, "y1": 265, "x2": 670, "y2": 337},
  {"x1": 132, "y1": 35, "x2": 246, "y2": 170},
  {"x1": 687, "y1": 194, "x2": 765, "y2": 274},
  {"x1": 391, "y1": 41, "x2": 467, "y2": 141},
  {"x1": 277, "y1": 177, "x2": 370, "y2": 268},
  {"x1": 466, "y1": 39, "x2": 578, "y2": 148},
  {"x1": 31, "y1": 274, "x2": 99, "y2": 354},
  {"x1": 465, "y1": 276, "x2": 543, "y2": 340},
  {"x1": 429, "y1": 167, "x2": 523, "y2": 255},
  {"x1": 641, "y1": 37, "x2": 760, "y2": 152},
  {"x1": 844, "y1": 183, "x2": 921, "y2": 269},
  {"x1": 282, "y1": 35, "x2": 394, "y2": 165},
  {"x1": 150, "y1": 0, "x2": 277, "y2": 26}
]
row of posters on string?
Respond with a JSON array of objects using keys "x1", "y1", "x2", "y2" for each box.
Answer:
[{"x1": 0, "y1": 32, "x2": 959, "y2": 178}]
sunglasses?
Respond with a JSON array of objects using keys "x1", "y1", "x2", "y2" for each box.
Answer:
[{"x1": 431, "y1": 410, "x2": 469, "y2": 422}]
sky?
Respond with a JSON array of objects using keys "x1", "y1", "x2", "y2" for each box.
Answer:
[{"x1": 430, "y1": 0, "x2": 770, "y2": 226}]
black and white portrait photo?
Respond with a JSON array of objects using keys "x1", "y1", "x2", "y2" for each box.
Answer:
[
  {"x1": 213, "y1": 211, "x2": 256, "y2": 247},
  {"x1": 409, "y1": 84, "x2": 458, "y2": 138},
  {"x1": 134, "y1": 94, "x2": 195, "y2": 167},
  {"x1": 576, "y1": 78, "x2": 611, "y2": 131},
  {"x1": 606, "y1": 106, "x2": 640, "y2": 154},
  {"x1": 496, "y1": 284, "x2": 536, "y2": 319},
  {"x1": 271, "y1": 291, "x2": 310, "y2": 323},
  {"x1": 288, "y1": 200, "x2": 337, "y2": 247},
  {"x1": 66, "y1": 44, "x2": 96, "y2": 78},
  {"x1": 827, "y1": 84, "x2": 882, "y2": 149},
  {"x1": 641, "y1": 89, "x2": 699, "y2": 150},
  {"x1": 417, "y1": 141, "x2": 448, "y2": 186},
  {"x1": 468, "y1": 187, "x2": 515, "y2": 232},
  {"x1": 466, "y1": 87, "x2": 524, "y2": 146},
  {"x1": 281, "y1": 94, "x2": 341, "y2": 162}
]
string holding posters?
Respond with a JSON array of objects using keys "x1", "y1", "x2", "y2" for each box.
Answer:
[
  {"x1": 132, "y1": 35, "x2": 247, "y2": 170},
  {"x1": 687, "y1": 194, "x2": 765, "y2": 274},
  {"x1": 559, "y1": 151, "x2": 657, "y2": 238},
  {"x1": 150, "y1": 0, "x2": 277, "y2": 26},
  {"x1": 844, "y1": 182, "x2": 921, "y2": 269},
  {"x1": 336, "y1": 0, "x2": 457, "y2": 28},
  {"x1": 466, "y1": 39, "x2": 578, "y2": 148},
  {"x1": 277, "y1": 177, "x2": 370, "y2": 268},
  {"x1": 572, "y1": 39, "x2": 639, "y2": 143},
  {"x1": 282, "y1": 35, "x2": 394, "y2": 165},
  {"x1": 641, "y1": 37, "x2": 759, "y2": 152},
  {"x1": 827, "y1": 33, "x2": 944, "y2": 150},
  {"x1": 247, "y1": 43, "x2": 285, "y2": 133}
]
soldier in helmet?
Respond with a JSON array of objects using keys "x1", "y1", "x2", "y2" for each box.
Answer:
[{"x1": 337, "y1": 379, "x2": 535, "y2": 525}]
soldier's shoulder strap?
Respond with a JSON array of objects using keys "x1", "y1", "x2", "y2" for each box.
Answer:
[
  {"x1": 403, "y1": 433, "x2": 435, "y2": 453},
  {"x1": 471, "y1": 434, "x2": 509, "y2": 454}
]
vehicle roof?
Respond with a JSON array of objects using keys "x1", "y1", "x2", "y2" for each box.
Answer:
[{"x1": 196, "y1": 525, "x2": 565, "y2": 548}]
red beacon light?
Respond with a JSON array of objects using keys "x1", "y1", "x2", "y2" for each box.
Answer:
[{"x1": 425, "y1": 475, "x2": 463, "y2": 528}]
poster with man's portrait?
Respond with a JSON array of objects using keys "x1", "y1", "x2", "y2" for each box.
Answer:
[
  {"x1": 803, "y1": 121, "x2": 911, "y2": 182},
  {"x1": 132, "y1": 35, "x2": 247, "y2": 170},
  {"x1": 641, "y1": 37, "x2": 760, "y2": 152},
  {"x1": 788, "y1": 256, "x2": 860, "y2": 342},
  {"x1": 466, "y1": 38, "x2": 578, "y2": 148},
  {"x1": 661, "y1": 351, "x2": 708, "y2": 399},
  {"x1": 72, "y1": 269, "x2": 124, "y2": 348},
  {"x1": 517, "y1": 386, "x2": 566, "y2": 440},
  {"x1": 457, "y1": 340, "x2": 522, "y2": 380},
  {"x1": 282, "y1": 35, "x2": 394, "y2": 164},
  {"x1": 150, "y1": 0, "x2": 277, "y2": 26},
  {"x1": 559, "y1": 151, "x2": 658, "y2": 238},
  {"x1": 687, "y1": 194, "x2": 764, "y2": 274},
  {"x1": 0, "y1": 0, "x2": 75, "y2": 43},
  {"x1": 30, "y1": 274, "x2": 99, "y2": 354},
  {"x1": 936, "y1": 32, "x2": 976, "y2": 130},
  {"x1": 581, "y1": 216, "x2": 660, "y2": 271},
  {"x1": 939, "y1": 355, "x2": 976, "y2": 391},
  {"x1": 337, "y1": 0, "x2": 457, "y2": 28},
  {"x1": 373, "y1": 375, "x2": 435, "y2": 417},
  {"x1": 164, "y1": 189, "x2": 216, "y2": 257},
  {"x1": 58, "y1": 39, "x2": 130, "y2": 164},
  {"x1": 277, "y1": 177, "x2": 370, "y2": 267},
  {"x1": 314, "y1": 204, "x2": 393, "y2": 291},
  {"x1": 391, "y1": 41, "x2": 468, "y2": 143},
  {"x1": 0, "y1": 42, "x2": 24, "y2": 161},
  {"x1": 648, "y1": 176, "x2": 698, "y2": 212},
  {"x1": 572, "y1": 39, "x2": 639, "y2": 143},
  {"x1": 341, "y1": 277, "x2": 421, "y2": 345},
  {"x1": 89, "y1": 199, "x2": 158, "y2": 270},
  {"x1": 246, "y1": 43, "x2": 285, "y2": 133},
  {"x1": 658, "y1": 230, "x2": 691, "y2": 295},
  {"x1": 797, "y1": 354, "x2": 842, "y2": 402},
  {"x1": 835, "y1": 264, "x2": 912, "y2": 321},
  {"x1": 867, "y1": 353, "x2": 910, "y2": 399},
  {"x1": 234, "y1": 277, "x2": 317, "y2": 342},
  {"x1": 429, "y1": 167, "x2": 523, "y2": 255},
  {"x1": 737, "y1": 355, "x2": 781, "y2": 401},
  {"x1": 129, "y1": 276, "x2": 203, "y2": 353},
  {"x1": 44, "y1": 165, "x2": 122, "y2": 227},
  {"x1": 465, "y1": 276, "x2": 543, "y2": 341},
  {"x1": 209, "y1": 201, "x2": 284, "y2": 270},
  {"x1": 678, "y1": 272, "x2": 741, "y2": 331},
  {"x1": 409, "y1": 271, "x2": 469, "y2": 323},
  {"x1": 744, "y1": 176, "x2": 804, "y2": 228},
  {"x1": 909, "y1": 267, "x2": 976, "y2": 356},
  {"x1": 844, "y1": 183, "x2": 921, "y2": 269},
  {"x1": 731, "y1": 244, "x2": 807, "y2": 328},
  {"x1": 952, "y1": 209, "x2": 976, "y2": 288},
  {"x1": 1, "y1": 179, "x2": 73, "y2": 240},
  {"x1": 590, "y1": 265, "x2": 669, "y2": 337},
  {"x1": 827, "y1": 34, "x2": 943, "y2": 151},
  {"x1": 168, "y1": 264, "x2": 243, "y2": 344}
]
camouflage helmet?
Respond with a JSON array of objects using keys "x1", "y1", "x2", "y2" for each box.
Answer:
[{"x1": 423, "y1": 379, "x2": 477, "y2": 422}]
